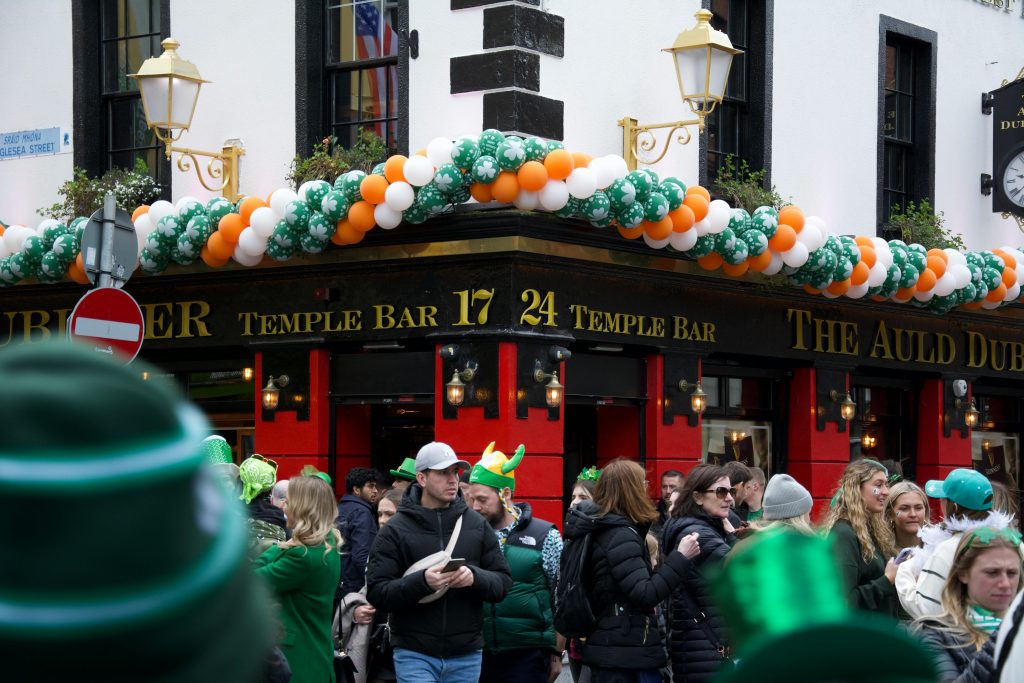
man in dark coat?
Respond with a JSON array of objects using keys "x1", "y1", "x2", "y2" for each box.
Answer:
[
  {"x1": 366, "y1": 441, "x2": 512, "y2": 683},
  {"x1": 337, "y1": 466, "x2": 382, "y2": 596}
]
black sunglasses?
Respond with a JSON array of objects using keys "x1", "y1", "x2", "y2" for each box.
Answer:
[{"x1": 702, "y1": 486, "x2": 737, "y2": 500}]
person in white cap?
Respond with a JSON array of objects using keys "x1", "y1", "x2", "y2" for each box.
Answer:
[{"x1": 366, "y1": 441, "x2": 512, "y2": 683}]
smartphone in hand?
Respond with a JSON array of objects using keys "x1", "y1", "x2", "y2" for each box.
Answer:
[
  {"x1": 440, "y1": 558, "x2": 466, "y2": 573},
  {"x1": 894, "y1": 547, "x2": 914, "y2": 564}
]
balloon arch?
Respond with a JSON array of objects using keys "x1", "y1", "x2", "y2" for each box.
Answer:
[{"x1": 1, "y1": 130, "x2": 1020, "y2": 316}]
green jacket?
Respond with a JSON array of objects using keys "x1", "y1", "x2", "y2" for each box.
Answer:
[
  {"x1": 830, "y1": 519, "x2": 898, "y2": 617},
  {"x1": 485, "y1": 505, "x2": 556, "y2": 653},
  {"x1": 256, "y1": 540, "x2": 342, "y2": 682}
]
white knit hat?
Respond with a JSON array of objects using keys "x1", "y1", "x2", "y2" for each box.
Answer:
[{"x1": 763, "y1": 474, "x2": 813, "y2": 520}]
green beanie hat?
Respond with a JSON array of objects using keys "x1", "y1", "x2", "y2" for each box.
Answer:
[
  {"x1": 712, "y1": 530, "x2": 938, "y2": 683},
  {"x1": 469, "y1": 442, "x2": 525, "y2": 493},
  {"x1": 239, "y1": 455, "x2": 278, "y2": 504},
  {"x1": 0, "y1": 342, "x2": 270, "y2": 681}
]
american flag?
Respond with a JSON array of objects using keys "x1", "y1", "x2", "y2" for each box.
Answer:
[{"x1": 355, "y1": 1, "x2": 398, "y2": 142}]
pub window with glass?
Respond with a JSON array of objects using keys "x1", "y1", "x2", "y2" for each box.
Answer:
[{"x1": 700, "y1": 375, "x2": 778, "y2": 476}]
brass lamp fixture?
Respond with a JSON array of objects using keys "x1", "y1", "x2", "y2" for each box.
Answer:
[
  {"x1": 242, "y1": 366, "x2": 254, "y2": 382},
  {"x1": 445, "y1": 363, "x2": 477, "y2": 407},
  {"x1": 130, "y1": 38, "x2": 245, "y2": 201},
  {"x1": 678, "y1": 379, "x2": 708, "y2": 414},
  {"x1": 619, "y1": 9, "x2": 741, "y2": 170},
  {"x1": 830, "y1": 390, "x2": 857, "y2": 422},
  {"x1": 533, "y1": 361, "x2": 564, "y2": 409},
  {"x1": 957, "y1": 397, "x2": 981, "y2": 429},
  {"x1": 262, "y1": 374, "x2": 289, "y2": 410}
]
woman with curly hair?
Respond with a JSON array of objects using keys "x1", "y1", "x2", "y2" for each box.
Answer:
[
  {"x1": 824, "y1": 459, "x2": 899, "y2": 616},
  {"x1": 256, "y1": 474, "x2": 344, "y2": 682}
]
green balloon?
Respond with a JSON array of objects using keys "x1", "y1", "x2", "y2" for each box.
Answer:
[
  {"x1": 177, "y1": 198, "x2": 206, "y2": 225},
  {"x1": 546, "y1": 140, "x2": 566, "y2": 152},
  {"x1": 300, "y1": 233, "x2": 327, "y2": 254},
  {"x1": 589, "y1": 214, "x2": 614, "y2": 228},
  {"x1": 495, "y1": 138, "x2": 526, "y2": 171},
  {"x1": 523, "y1": 137, "x2": 548, "y2": 162},
  {"x1": 38, "y1": 251, "x2": 67, "y2": 281},
  {"x1": 898, "y1": 263, "x2": 919, "y2": 288},
  {"x1": 433, "y1": 163, "x2": 464, "y2": 195},
  {"x1": 744, "y1": 229, "x2": 768, "y2": 257},
  {"x1": 659, "y1": 182, "x2": 685, "y2": 210},
  {"x1": 750, "y1": 210, "x2": 777, "y2": 238},
  {"x1": 156, "y1": 215, "x2": 181, "y2": 241},
  {"x1": 554, "y1": 198, "x2": 580, "y2": 219},
  {"x1": 728, "y1": 209, "x2": 751, "y2": 235},
  {"x1": 139, "y1": 248, "x2": 168, "y2": 274},
  {"x1": 0, "y1": 257, "x2": 18, "y2": 284},
  {"x1": 284, "y1": 200, "x2": 311, "y2": 230},
  {"x1": 304, "y1": 180, "x2": 332, "y2": 208},
  {"x1": 175, "y1": 232, "x2": 203, "y2": 260},
  {"x1": 690, "y1": 234, "x2": 716, "y2": 258},
  {"x1": 471, "y1": 155, "x2": 500, "y2": 184},
  {"x1": 144, "y1": 231, "x2": 169, "y2": 255},
  {"x1": 371, "y1": 162, "x2": 386, "y2": 177},
  {"x1": 416, "y1": 185, "x2": 447, "y2": 212},
  {"x1": 321, "y1": 190, "x2": 350, "y2": 222},
  {"x1": 403, "y1": 203, "x2": 430, "y2": 224},
  {"x1": 833, "y1": 257, "x2": 854, "y2": 282},
  {"x1": 265, "y1": 239, "x2": 295, "y2": 262},
  {"x1": 307, "y1": 213, "x2": 332, "y2": 241},
  {"x1": 722, "y1": 239, "x2": 749, "y2": 265},
  {"x1": 452, "y1": 138, "x2": 481, "y2": 169},
  {"x1": 271, "y1": 221, "x2": 295, "y2": 248},
  {"x1": 615, "y1": 201, "x2": 645, "y2": 228},
  {"x1": 643, "y1": 193, "x2": 670, "y2": 222},
  {"x1": 21, "y1": 236, "x2": 45, "y2": 264},
  {"x1": 607, "y1": 178, "x2": 636, "y2": 211},
  {"x1": 206, "y1": 197, "x2": 233, "y2": 224},
  {"x1": 626, "y1": 170, "x2": 652, "y2": 199},
  {"x1": 478, "y1": 129, "x2": 505, "y2": 157},
  {"x1": 581, "y1": 191, "x2": 611, "y2": 222},
  {"x1": 51, "y1": 234, "x2": 79, "y2": 260}
]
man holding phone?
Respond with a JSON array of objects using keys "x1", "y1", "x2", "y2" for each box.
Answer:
[
  {"x1": 467, "y1": 442, "x2": 564, "y2": 683},
  {"x1": 367, "y1": 441, "x2": 512, "y2": 683}
]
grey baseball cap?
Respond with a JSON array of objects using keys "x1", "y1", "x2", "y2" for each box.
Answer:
[{"x1": 415, "y1": 441, "x2": 471, "y2": 472}]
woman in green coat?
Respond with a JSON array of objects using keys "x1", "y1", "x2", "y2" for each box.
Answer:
[
  {"x1": 824, "y1": 459, "x2": 900, "y2": 617},
  {"x1": 256, "y1": 475, "x2": 343, "y2": 682}
]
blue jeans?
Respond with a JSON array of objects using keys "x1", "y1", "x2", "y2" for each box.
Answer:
[{"x1": 393, "y1": 648, "x2": 482, "y2": 683}]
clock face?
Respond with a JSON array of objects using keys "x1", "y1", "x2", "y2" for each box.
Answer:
[{"x1": 1004, "y1": 150, "x2": 1024, "y2": 208}]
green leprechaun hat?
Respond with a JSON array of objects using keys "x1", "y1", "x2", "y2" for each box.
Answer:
[
  {"x1": 389, "y1": 456, "x2": 417, "y2": 481},
  {"x1": 712, "y1": 530, "x2": 938, "y2": 683},
  {"x1": 469, "y1": 441, "x2": 525, "y2": 493},
  {"x1": 0, "y1": 342, "x2": 270, "y2": 681}
]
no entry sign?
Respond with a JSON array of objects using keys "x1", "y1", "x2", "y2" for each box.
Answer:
[{"x1": 68, "y1": 287, "x2": 144, "y2": 363}]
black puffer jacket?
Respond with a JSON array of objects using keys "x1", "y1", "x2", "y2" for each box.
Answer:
[
  {"x1": 661, "y1": 512, "x2": 736, "y2": 683},
  {"x1": 564, "y1": 500, "x2": 691, "y2": 672},
  {"x1": 365, "y1": 484, "x2": 512, "y2": 658},
  {"x1": 913, "y1": 620, "x2": 996, "y2": 683}
]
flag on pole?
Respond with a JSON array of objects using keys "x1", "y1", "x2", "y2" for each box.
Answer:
[{"x1": 355, "y1": 1, "x2": 398, "y2": 142}]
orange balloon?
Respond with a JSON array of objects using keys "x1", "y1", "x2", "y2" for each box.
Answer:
[
  {"x1": 360, "y1": 175, "x2": 390, "y2": 205},
  {"x1": 994, "y1": 248, "x2": 1017, "y2": 271},
  {"x1": 239, "y1": 196, "x2": 267, "y2": 226},
  {"x1": 207, "y1": 231, "x2": 235, "y2": 260},
  {"x1": 926, "y1": 248, "x2": 949, "y2": 263},
  {"x1": 200, "y1": 245, "x2": 229, "y2": 268},
  {"x1": 926, "y1": 254, "x2": 947, "y2": 279},
  {"x1": 768, "y1": 224, "x2": 797, "y2": 252},
  {"x1": 916, "y1": 268, "x2": 937, "y2": 292},
  {"x1": 218, "y1": 213, "x2": 245, "y2": 245},
  {"x1": 348, "y1": 201, "x2": 377, "y2": 232},
  {"x1": 748, "y1": 250, "x2": 773, "y2": 272},
  {"x1": 871, "y1": 295, "x2": 888, "y2": 302},
  {"x1": 803, "y1": 284, "x2": 821, "y2": 295},
  {"x1": 697, "y1": 253, "x2": 724, "y2": 271},
  {"x1": 827, "y1": 279, "x2": 851, "y2": 296},
  {"x1": 986, "y1": 282, "x2": 1007, "y2": 303},
  {"x1": 384, "y1": 155, "x2": 408, "y2": 183},
  {"x1": 132, "y1": 205, "x2": 150, "y2": 222},
  {"x1": 543, "y1": 149, "x2": 574, "y2": 180},
  {"x1": 645, "y1": 217, "x2": 673, "y2": 240},
  {"x1": 778, "y1": 205, "x2": 805, "y2": 233},
  {"x1": 1002, "y1": 267, "x2": 1017, "y2": 288},
  {"x1": 682, "y1": 193, "x2": 709, "y2": 222},
  {"x1": 722, "y1": 260, "x2": 750, "y2": 277},
  {"x1": 415, "y1": 148, "x2": 427, "y2": 157},
  {"x1": 617, "y1": 225, "x2": 645, "y2": 240},
  {"x1": 669, "y1": 205, "x2": 696, "y2": 232},
  {"x1": 68, "y1": 255, "x2": 90, "y2": 284},
  {"x1": 517, "y1": 161, "x2": 549, "y2": 192},
  {"x1": 332, "y1": 220, "x2": 364, "y2": 245},
  {"x1": 895, "y1": 286, "x2": 917, "y2": 299},
  {"x1": 570, "y1": 152, "x2": 592, "y2": 169},
  {"x1": 850, "y1": 261, "x2": 870, "y2": 286},
  {"x1": 859, "y1": 246, "x2": 877, "y2": 269},
  {"x1": 686, "y1": 185, "x2": 711, "y2": 202},
  {"x1": 470, "y1": 182, "x2": 493, "y2": 203},
  {"x1": 854, "y1": 236, "x2": 874, "y2": 248},
  {"x1": 962, "y1": 301, "x2": 984, "y2": 310},
  {"x1": 491, "y1": 172, "x2": 520, "y2": 203}
]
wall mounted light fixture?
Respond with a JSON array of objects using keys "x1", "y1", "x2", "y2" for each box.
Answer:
[
  {"x1": 957, "y1": 396, "x2": 980, "y2": 429},
  {"x1": 830, "y1": 390, "x2": 856, "y2": 422},
  {"x1": 262, "y1": 374, "x2": 289, "y2": 410},
  {"x1": 678, "y1": 379, "x2": 708, "y2": 415},
  {"x1": 534, "y1": 360, "x2": 564, "y2": 408},
  {"x1": 242, "y1": 366, "x2": 254, "y2": 382},
  {"x1": 445, "y1": 362, "x2": 477, "y2": 407}
]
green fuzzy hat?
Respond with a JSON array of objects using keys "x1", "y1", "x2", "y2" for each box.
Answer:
[
  {"x1": 469, "y1": 442, "x2": 525, "y2": 493},
  {"x1": 0, "y1": 342, "x2": 269, "y2": 681},
  {"x1": 712, "y1": 530, "x2": 938, "y2": 683},
  {"x1": 239, "y1": 455, "x2": 277, "y2": 504},
  {"x1": 389, "y1": 457, "x2": 417, "y2": 481}
]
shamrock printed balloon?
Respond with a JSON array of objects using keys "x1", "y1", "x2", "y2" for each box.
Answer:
[
  {"x1": 495, "y1": 138, "x2": 527, "y2": 171},
  {"x1": 403, "y1": 202, "x2": 430, "y2": 224},
  {"x1": 205, "y1": 197, "x2": 233, "y2": 225},
  {"x1": 589, "y1": 214, "x2": 614, "y2": 228},
  {"x1": 341, "y1": 170, "x2": 367, "y2": 202},
  {"x1": 284, "y1": 200, "x2": 312, "y2": 230},
  {"x1": 271, "y1": 221, "x2": 295, "y2": 248},
  {"x1": 471, "y1": 155, "x2": 500, "y2": 184},
  {"x1": 659, "y1": 182, "x2": 685, "y2": 210},
  {"x1": 833, "y1": 257, "x2": 853, "y2": 282},
  {"x1": 643, "y1": 193, "x2": 670, "y2": 222},
  {"x1": 303, "y1": 180, "x2": 332, "y2": 208},
  {"x1": 615, "y1": 201, "x2": 645, "y2": 228},
  {"x1": 307, "y1": 213, "x2": 332, "y2": 241},
  {"x1": 626, "y1": 170, "x2": 652, "y2": 200},
  {"x1": 42, "y1": 223, "x2": 68, "y2": 250},
  {"x1": 176, "y1": 232, "x2": 204, "y2": 260},
  {"x1": 177, "y1": 198, "x2": 206, "y2": 225},
  {"x1": 523, "y1": 137, "x2": 548, "y2": 162},
  {"x1": 370, "y1": 162, "x2": 386, "y2": 176},
  {"x1": 452, "y1": 137, "x2": 480, "y2": 169},
  {"x1": 581, "y1": 191, "x2": 611, "y2": 222},
  {"x1": 606, "y1": 178, "x2": 636, "y2": 211},
  {"x1": 478, "y1": 129, "x2": 505, "y2": 157},
  {"x1": 416, "y1": 184, "x2": 448, "y2": 213},
  {"x1": 139, "y1": 248, "x2": 168, "y2": 274},
  {"x1": 265, "y1": 239, "x2": 295, "y2": 262},
  {"x1": 321, "y1": 190, "x2": 350, "y2": 222},
  {"x1": 728, "y1": 209, "x2": 750, "y2": 235},
  {"x1": 898, "y1": 262, "x2": 919, "y2": 288},
  {"x1": 38, "y1": 251, "x2": 67, "y2": 282},
  {"x1": 433, "y1": 163, "x2": 464, "y2": 195},
  {"x1": 144, "y1": 231, "x2": 169, "y2": 255},
  {"x1": 743, "y1": 229, "x2": 768, "y2": 257},
  {"x1": 51, "y1": 234, "x2": 78, "y2": 262},
  {"x1": 449, "y1": 184, "x2": 472, "y2": 204},
  {"x1": 690, "y1": 233, "x2": 716, "y2": 258},
  {"x1": 546, "y1": 140, "x2": 566, "y2": 152},
  {"x1": 300, "y1": 233, "x2": 326, "y2": 254},
  {"x1": 21, "y1": 236, "x2": 44, "y2": 264},
  {"x1": 155, "y1": 215, "x2": 181, "y2": 243},
  {"x1": 554, "y1": 198, "x2": 580, "y2": 219},
  {"x1": 722, "y1": 238, "x2": 749, "y2": 265}
]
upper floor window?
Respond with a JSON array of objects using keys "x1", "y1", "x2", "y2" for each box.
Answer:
[
  {"x1": 100, "y1": 0, "x2": 164, "y2": 184},
  {"x1": 325, "y1": 0, "x2": 400, "y2": 150},
  {"x1": 705, "y1": 0, "x2": 749, "y2": 182}
]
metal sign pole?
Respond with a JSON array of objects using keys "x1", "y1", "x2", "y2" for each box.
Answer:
[{"x1": 98, "y1": 192, "x2": 116, "y2": 289}]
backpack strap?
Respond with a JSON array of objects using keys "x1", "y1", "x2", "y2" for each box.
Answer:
[{"x1": 444, "y1": 513, "x2": 464, "y2": 555}]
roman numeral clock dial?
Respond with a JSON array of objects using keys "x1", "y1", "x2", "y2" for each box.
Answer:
[{"x1": 1004, "y1": 150, "x2": 1024, "y2": 209}]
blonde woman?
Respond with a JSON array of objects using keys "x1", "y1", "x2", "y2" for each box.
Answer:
[
  {"x1": 913, "y1": 528, "x2": 1023, "y2": 681},
  {"x1": 754, "y1": 474, "x2": 816, "y2": 536},
  {"x1": 886, "y1": 481, "x2": 930, "y2": 550},
  {"x1": 256, "y1": 475, "x2": 344, "y2": 682},
  {"x1": 824, "y1": 459, "x2": 899, "y2": 616}
]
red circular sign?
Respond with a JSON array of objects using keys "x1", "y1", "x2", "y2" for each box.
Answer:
[{"x1": 68, "y1": 288, "x2": 145, "y2": 363}]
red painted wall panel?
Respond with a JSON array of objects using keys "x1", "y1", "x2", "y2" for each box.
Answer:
[{"x1": 255, "y1": 349, "x2": 331, "y2": 457}]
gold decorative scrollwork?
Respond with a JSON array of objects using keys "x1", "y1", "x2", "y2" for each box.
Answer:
[{"x1": 175, "y1": 150, "x2": 226, "y2": 193}]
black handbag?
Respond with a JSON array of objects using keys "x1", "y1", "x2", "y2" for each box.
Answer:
[{"x1": 333, "y1": 648, "x2": 358, "y2": 683}]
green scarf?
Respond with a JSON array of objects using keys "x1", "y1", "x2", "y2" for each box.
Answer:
[{"x1": 968, "y1": 604, "x2": 1002, "y2": 634}]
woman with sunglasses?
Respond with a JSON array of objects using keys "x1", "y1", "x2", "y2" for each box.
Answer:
[
  {"x1": 912, "y1": 527, "x2": 1023, "y2": 681},
  {"x1": 824, "y1": 459, "x2": 900, "y2": 617},
  {"x1": 662, "y1": 464, "x2": 738, "y2": 683}
]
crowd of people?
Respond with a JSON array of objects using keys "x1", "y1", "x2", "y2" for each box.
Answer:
[{"x1": 6, "y1": 341, "x2": 1024, "y2": 683}]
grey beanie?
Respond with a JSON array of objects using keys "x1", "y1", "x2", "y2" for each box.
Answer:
[{"x1": 763, "y1": 474, "x2": 813, "y2": 520}]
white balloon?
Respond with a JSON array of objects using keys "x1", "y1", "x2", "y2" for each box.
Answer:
[
  {"x1": 237, "y1": 227, "x2": 268, "y2": 257},
  {"x1": 669, "y1": 228, "x2": 698, "y2": 252},
  {"x1": 913, "y1": 288, "x2": 935, "y2": 302},
  {"x1": 36, "y1": 218, "x2": 59, "y2": 236},
  {"x1": 643, "y1": 233, "x2": 671, "y2": 249},
  {"x1": 982, "y1": 299, "x2": 1001, "y2": 310},
  {"x1": 538, "y1": 180, "x2": 570, "y2": 211},
  {"x1": 707, "y1": 200, "x2": 732, "y2": 234},
  {"x1": 384, "y1": 181, "x2": 415, "y2": 211},
  {"x1": 933, "y1": 272, "x2": 956, "y2": 297},
  {"x1": 608, "y1": 155, "x2": 630, "y2": 181},
  {"x1": 297, "y1": 182, "x2": 314, "y2": 204},
  {"x1": 513, "y1": 190, "x2": 539, "y2": 211},
  {"x1": 270, "y1": 189, "x2": 298, "y2": 219},
  {"x1": 175, "y1": 196, "x2": 201, "y2": 215},
  {"x1": 589, "y1": 157, "x2": 615, "y2": 190},
  {"x1": 134, "y1": 214, "x2": 155, "y2": 241},
  {"x1": 944, "y1": 248, "x2": 967, "y2": 267},
  {"x1": 403, "y1": 156, "x2": 435, "y2": 187},
  {"x1": 249, "y1": 207, "x2": 278, "y2": 238},
  {"x1": 846, "y1": 282, "x2": 869, "y2": 299},
  {"x1": 4, "y1": 226, "x2": 30, "y2": 252},
  {"x1": 870, "y1": 238, "x2": 893, "y2": 269},
  {"x1": 232, "y1": 246, "x2": 264, "y2": 266},
  {"x1": 781, "y1": 241, "x2": 809, "y2": 267},
  {"x1": 796, "y1": 223, "x2": 822, "y2": 249},
  {"x1": 761, "y1": 250, "x2": 785, "y2": 275},
  {"x1": 867, "y1": 263, "x2": 888, "y2": 288},
  {"x1": 148, "y1": 200, "x2": 175, "y2": 224},
  {"x1": 0, "y1": 241, "x2": 9, "y2": 258},
  {"x1": 693, "y1": 218, "x2": 711, "y2": 237},
  {"x1": 1005, "y1": 283, "x2": 1020, "y2": 301},
  {"x1": 426, "y1": 137, "x2": 454, "y2": 167},
  {"x1": 374, "y1": 204, "x2": 403, "y2": 230},
  {"x1": 821, "y1": 290, "x2": 839, "y2": 299},
  {"x1": 948, "y1": 263, "x2": 971, "y2": 289},
  {"x1": 566, "y1": 168, "x2": 597, "y2": 199}
]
